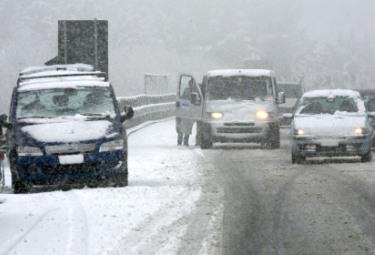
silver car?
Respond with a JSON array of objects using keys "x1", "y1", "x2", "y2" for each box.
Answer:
[{"x1": 289, "y1": 89, "x2": 373, "y2": 163}]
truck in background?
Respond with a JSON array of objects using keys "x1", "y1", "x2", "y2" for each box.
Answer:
[
  {"x1": 278, "y1": 81, "x2": 304, "y2": 126},
  {"x1": 46, "y1": 20, "x2": 108, "y2": 78}
]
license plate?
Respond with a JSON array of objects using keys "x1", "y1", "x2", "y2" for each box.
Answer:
[
  {"x1": 59, "y1": 154, "x2": 84, "y2": 165},
  {"x1": 320, "y1": 140, "x2": 339, "y2": 147}
]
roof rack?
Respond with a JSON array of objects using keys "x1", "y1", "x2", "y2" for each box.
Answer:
[
  {"x1": 20, "y1": 64, "x2": 95, "y2": 76},
  {"x1": 17, "y1": 72, "x2": 107, "y2": 87}
]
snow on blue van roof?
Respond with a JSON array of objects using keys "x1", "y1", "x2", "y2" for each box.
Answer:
[
  {"x1": 20, "y1": 64, "x2": 94, "y2": 76},
  {"x1": 17, "y1": 64, "x2": 109, "y2": 91}
]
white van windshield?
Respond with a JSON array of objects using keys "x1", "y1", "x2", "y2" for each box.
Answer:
[
  {"x1": 16, "y1": 87, "x2": 116, "y2": 119},
  {"x1": 206, "y1": 76, "x2": 273, "y2": 101}
]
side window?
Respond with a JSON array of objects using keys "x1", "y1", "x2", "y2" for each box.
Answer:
[
  {"x1": 9, "y1": 88, "x2": 17, "y2": 122},
  {"x1": 201, "y1": 76, "x2": 207, "y2": 97},
  {"x1": 272, "y1": 77, "x2": 277, "y2": 98},
  {"x1": 179, "y1": 76, "x2": 196, "y2": 100},
  {"x1": 367, "y1": 98, "x2": 375, "y2": 112}
]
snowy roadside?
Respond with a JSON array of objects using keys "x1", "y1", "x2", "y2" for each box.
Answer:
[{"x1": 0, "y1": 119, "x2": 219, "y2": 255}]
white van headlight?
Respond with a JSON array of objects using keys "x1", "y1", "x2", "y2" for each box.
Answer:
[
  {"x1": 354, "y1": 128, "x2": 367, "y2": 136},
  {"x1": 256, "y1": 110, "x2": 269, "y2": 120},
  {"x1": 294, "y1": 129, "x2": 305, "y2": 136},
  {"x1": 100, "y1": 139, "x2": 124, "y2": 152},
  {"x1": 17, "y1": 146, "x2": 43, "y2": 156},
  {"x1": 210, "y1": 112, "x2": 224, "y2": 120}
]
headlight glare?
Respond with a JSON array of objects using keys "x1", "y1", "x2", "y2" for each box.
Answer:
[
  {"x1": 210, "y1": 112, "x2": 224, "y2": 120},
  {"x1": 355, "y1": 128, "x2": 367, "y2": 136},
  {"x1": 100, "y1": 139, "x2": 124, "y2": 152},
  {"x1": 294, "y1": 129, "x2": 305, "y2": 136},
  {"x1": 17, "y1": 146, "x2": 43, "y2": 156},
  {"x1": 256, "y1": 111, "x2": 269, "y2": 120}
]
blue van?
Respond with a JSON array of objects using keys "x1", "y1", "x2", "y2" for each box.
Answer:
[{"x1": 6, "y1": 64, "x2": 133, "y2": 193}]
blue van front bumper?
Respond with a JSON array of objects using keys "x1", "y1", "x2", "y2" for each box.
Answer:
[{"x1": 14, "y1": 150, "x2": 126, "y2": 185}]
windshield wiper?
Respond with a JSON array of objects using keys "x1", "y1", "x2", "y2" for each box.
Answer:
[
  {"x1": 80, "y1": 113, "x2": 112, "y2": 119},
  {"x1": 18, "y1": 116, "x2": 49, "y2": 120}
]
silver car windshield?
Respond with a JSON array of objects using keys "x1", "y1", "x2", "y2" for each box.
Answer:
[{"x1": 297, "y1": 96, "x2": 359, "y2": 115}]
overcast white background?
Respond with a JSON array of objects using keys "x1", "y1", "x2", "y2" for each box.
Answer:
[{"x1": 1, "y1": 0, "x2": 375, "y2": 112}]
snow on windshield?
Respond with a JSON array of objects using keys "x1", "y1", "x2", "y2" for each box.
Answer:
[
  {"x1": 206, "y1": 76, "x2": 273, "y2": 101},
  {"x1": 16, "y1": 87, "x2": 116, "y2": 119},
  {"x1": 297, "y1": 96, "x2": 358, "y2": 115},
  {"x1": 296, "y1": 89, "x2": 366, "y2": 115}
]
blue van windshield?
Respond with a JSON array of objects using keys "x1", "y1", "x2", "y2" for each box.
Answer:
[{"x1": 16, "y1": 87, "x2": 116, "y2": 119}]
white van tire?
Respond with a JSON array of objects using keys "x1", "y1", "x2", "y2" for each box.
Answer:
[
  {"x1": 361, "y1": 149, "x2": 372, "y2": 162},
  {"x1": 264, "y1": 123, "x2": 280, "y2": 149},
  {"x1": 200, "y1": 133, "x2": 213, "y2": 149}
]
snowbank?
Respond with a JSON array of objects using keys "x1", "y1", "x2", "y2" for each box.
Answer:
[{"x1": 0, "y1": 120, "x2": 206, "y2": 255}]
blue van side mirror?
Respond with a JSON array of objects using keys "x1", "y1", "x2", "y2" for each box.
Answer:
[
  {"x1": 121, "y1": 106, "x2": 134, "y2": 123},
  {"x1": 0, "y1": 114, "x2": 7, "y2": 123},
  {"x1": 0, "y1": 114, "x2": 11, "y2": 129}
]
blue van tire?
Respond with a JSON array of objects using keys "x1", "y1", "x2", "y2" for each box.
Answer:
[
  {"x1": 10, "y1": 166, "x2": 30, "y2": 194},
  {"x1": 13, "y1": 179, "x2": 30, "y2": 194},
  {"x1": 113, "y1": 172, "x2": 128, "y2": 187}
]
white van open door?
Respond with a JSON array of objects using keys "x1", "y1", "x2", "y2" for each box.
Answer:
[{"x1": 176, "y1": 74, "x2": 203, "y2": 121}]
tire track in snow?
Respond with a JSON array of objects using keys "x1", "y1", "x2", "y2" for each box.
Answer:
[
  {"x1": 312, "y1": 164, "x2": 375, "y2": 246},
  {"x1": 1, "y1": 208, "x2": 59, "y2": 255},
  {"x1": 63, "y1": 191, "x2": 89, "y2": 255},
  {"x1": 107, "y1": 188, "x2": 201, "y2": 255},
  {"x1": 271, "y1": 167, "x2": 308, "y2": 255},
  {"x1": 176, "y1": 148, "x2": 223, "y2": 255},
  {"x1": 205, "y1": 135, "x2": 306, "y2": 254}
]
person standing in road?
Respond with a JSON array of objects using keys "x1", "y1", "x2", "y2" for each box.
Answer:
[
  {"x1": 176, "y1": 79, "x2": 195, "y2": 146},
  {"x1": 0, "y1": 114, "x2": 10, "y2": 146}
]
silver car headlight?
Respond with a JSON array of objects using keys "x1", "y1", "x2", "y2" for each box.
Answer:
[
  {"x1": 17, "y1": 146, "x2": 43, "y2": 156},
  {"x1": 99, "y1": 139, "x2": 124, "y2": 152}
]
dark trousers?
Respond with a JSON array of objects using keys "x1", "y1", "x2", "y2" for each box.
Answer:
[{"x1": 177, "y1": 132, "x2": 190, "y2": 146}]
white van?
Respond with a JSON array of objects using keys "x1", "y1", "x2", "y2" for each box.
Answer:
[{"x1": 176, "y1": 69, "x2": 285, "y2": 149}]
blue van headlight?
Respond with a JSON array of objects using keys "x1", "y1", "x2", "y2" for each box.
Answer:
[
  {"x1": 99, "y1": 139, "x2": 124, "y2": 152},
  {"x1": 17, "y1": 146, "x2": 43, "y2": 156}
]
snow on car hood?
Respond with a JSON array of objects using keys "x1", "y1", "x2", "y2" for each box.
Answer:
[
  {"x1": 206, "y1": 99, "x2": 273, "y2": 121},
  {"x1": 294, "y1": 113, "x2": 367, "y2": 137},
  {"x1": 21, "y1": 120, "x2": 113, "y2": 143}
]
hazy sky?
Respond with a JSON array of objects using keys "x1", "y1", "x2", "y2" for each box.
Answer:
[
  {"x1": 1, "y1": 0, "x2": 375, "y2": 111},
  {"x1": 301, "y1": 0, "x2": 375, "y2": 39}
]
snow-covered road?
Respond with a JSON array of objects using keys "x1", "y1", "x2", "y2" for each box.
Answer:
[
  {"x1": 0, "y1": 119, "x2": 221, "y2": 255},
  {"x1": 3, "y1": 119, "x2": 375, "y2": 255}
]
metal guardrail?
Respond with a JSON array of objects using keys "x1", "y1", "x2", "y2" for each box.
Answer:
[
  {"x1": 117, "y1": 93, "x2": 296, "y2": 129},
  {"x1": 117, "y1": 94, "x2": 176, "y2": 128}
]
